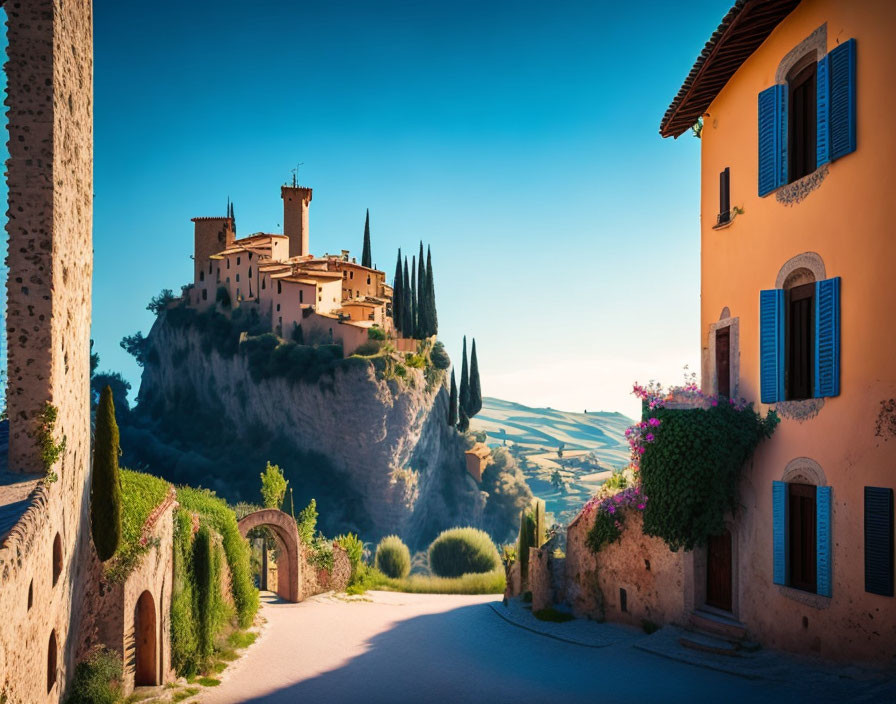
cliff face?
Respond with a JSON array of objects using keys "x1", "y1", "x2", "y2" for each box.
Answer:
[{"x1": 129, "y1": 313, "x2": 487, "y2": 547}]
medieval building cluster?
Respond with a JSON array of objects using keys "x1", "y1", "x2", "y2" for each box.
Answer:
[{"x1": 187, "y1": 185, "x2": 400, "y2": 356}]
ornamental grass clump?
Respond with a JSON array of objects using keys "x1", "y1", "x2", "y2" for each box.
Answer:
[
  {"x1": 374, "y1": 535, "x2": 411, "y2": 579},
  {"x1": 428, "y1": 527, "x2": 501, "y2": 578}
]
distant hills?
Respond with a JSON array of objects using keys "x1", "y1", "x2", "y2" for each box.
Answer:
[{"x1": 470, "y1": 397, "x2": 634, "y2": 526}]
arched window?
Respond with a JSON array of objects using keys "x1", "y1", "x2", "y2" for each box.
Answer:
[
  {"x1": 787, "y1": 56, "x2": 817, "y2": 183},
  {"x1": 367, "y1": 275, "x2": 371, "y2": 285},
  {"x1": 199, "y1": 270, "x2": 205, "y2": 282},
  {"x1": 47, "y1": 630, "x2": 57, "y2": 693},
  {"x1": 248, "y1": 267, "x2": 253, "y2": 279},
  {"x1": 52, "y1": 533, "x2": 62, "y2": 586},
  {"x1": 27, "y1": 579, "x2": 33, "y2": 610}
]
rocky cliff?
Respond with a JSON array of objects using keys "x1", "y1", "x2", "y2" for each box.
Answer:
[{"x1": 120, "y1": 310, "x2": 521, "y2": 548}]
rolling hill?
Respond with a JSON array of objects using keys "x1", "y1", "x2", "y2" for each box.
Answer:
[{"x1": 470, "y1": 398, "x2": 634, "y2": 526}]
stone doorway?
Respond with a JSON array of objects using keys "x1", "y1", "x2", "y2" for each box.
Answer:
[
  {"x1": 135, "y1": 591, "x2": 158, "y2": 686},
  {"x1": 706, "y1": 529, "x2": 733, "y2": 612}
]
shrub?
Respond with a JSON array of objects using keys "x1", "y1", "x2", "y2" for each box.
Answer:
[
  {"x1": 353, "y1": 340, "x2": 381, "y2": 356},
  {"x1": 334, "y1": 532, "x2": 364, "y2": 578},
  {"x1": 405, "y1": 353, "x2": 426, "y2": 369},
  {"x1": 429, "y1": 341, "x2": 450, "y2": 370},
  {"x1": 374, "y1": 535, "x2": 411, "y2": 579},
  {"x1": 367, "y1": 326, "x2": 386, "y2": 341},
  {"x1": 533, "y1": 607, "x2": 574, "y2": 623},
  {"x1": 65, "y1": 646, "x2": 122, "y2": 704},
  {"x1": 193, "y1": 525, "x2": 220, "y2": 660},
  {"x1": 296, "y1": 499, "x2": 318, "y2": 545},
  {"x1": 91, "y1": 386, "x2": 121, "y2": 561},
  {"x1": 428, "y1": 527, "x2": 501, "y2": 578},
  {"x1": 259, "y1": 461, "x2": 288, "y2": 509},
  {"x1": 147, "y1": 288, "x2": 176, "y2": 315},
  {"x1": 216, "y1": 286, "x2": 231, "y2": 309}
]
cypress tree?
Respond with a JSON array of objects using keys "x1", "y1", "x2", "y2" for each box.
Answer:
[
  {"x1": 426, "y1": 246, "x2": 438, "y2": 336},
  {"x1": 361, "y1": 209, "x2": 372, "y2": 269},
  {"x1": 459, "y1": 336, "x2": 470, "y2": 416},
  {"x1": 91, "y1": 385, "x2": 122, "y2": 562},
  {"x1": 417, "y1": 242, "x2": 426, "y2": 336},
  {"x1": 402, "y1": 257, "x2": 413, "y2": 336},
  {"x1": 458, "y1": 406, "x2": 470, "y2": 432},
  {"x1": 410, "y1": 254, "x2": 418, "y2": 338},
  {"x1": 393, "y1": 249, "x2": 403, "y2": 334},
  {"x1": 468, "y1": 338, "x2": 482, "y2": 417},
  {"x1": 448, "y1": 369, "x2": 458, "y2": 426}
]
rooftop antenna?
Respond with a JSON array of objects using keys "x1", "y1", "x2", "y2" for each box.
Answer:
[{"x1": 290, "y1": 162, "x2": 304, "y2": 188}]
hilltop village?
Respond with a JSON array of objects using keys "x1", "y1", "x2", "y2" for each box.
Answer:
[{"x1": 187, "y1": 184, "x2": 401, "y2": 356}]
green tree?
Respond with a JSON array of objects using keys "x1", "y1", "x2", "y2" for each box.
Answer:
[
  {"x1": 259, "y1": 462, "x2": 288, "y2": 509},
  {"x1": 459, "y1": 336, "x2": 470, "y2": 417},
  {"x1": 147, "y1": 288, "x2": 175, "y2": 315},
  {"x1": 402, "y1": 257, "x2": 413, "y2": 336},
  {"x1": 392, "y1": 249, "x2": 403, "y2": 334},
  {"x1": 297, "y1": 499, "x2": 318, "y2": 545},
  {"x1": 91, "y1": 386, "x2": 122, "y2": 561},
  {"x1": 550, "y1": 469, "x2": 564, "y2": 492},
  {"x1": 120, "y1": 331, "x2": 148, "y2": 367},
  {"x1": 361, "y1": 209, "x2": 372, "y2": 269},
  {"x1": 417, "y1": 242, "x2": 426, "y2": 336},
  {"x1": 425, "y1": 245, "x2": 437, "y2": 336},
  {"x1": 448, "y1": 369, "x2": 458, "y2": 426},
  {"x1": 90, "y1": 339, "x2": 99, "y2": 377},
  {"x1": 91, "y1": 372, "x2": 131, "y2": 412},
  {"x1": 410, "y1": 254, "x2": 418, "y2": 338},
  {"x1": 468, "y1": 338, "x2": 482, "y2": 417}
]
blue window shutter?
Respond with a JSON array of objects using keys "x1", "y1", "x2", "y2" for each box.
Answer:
[
  {"x1": 760, "y1": 288, "x2": 785, "y2": 403},
  {"x1": 865, "y1": 487, "x2": 894, "y2": 597},
  {"x1": 816, "y1": 486, "x2": 832, "y2": 597},
  {"x1": 829, "y1": 39, "x2": 857, "y2": 161},
  {"x1": 816, "y1": 54, "x2": 830, "y2": 166},
  {"x1": 773, "y1": 481, "x2": 788, "y2": 586},
  {"x1": 814, "y1": 277, "x2": 841, "y2": 398},
  {"x1": 758, "y1": 84, "x2": 787, "y2": 196}
]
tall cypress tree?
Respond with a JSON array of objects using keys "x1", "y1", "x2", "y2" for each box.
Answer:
[
  {"x1": 448, "y1": 369, "x2": 458, "y2": 426},
  {"x1": 459, "y1": 336, "x2": 470, "y2": 417},
  {"x1": 402, "y1": 257, "x2": 413, "y2": 336},
  {"x1": 469, "y1": 338, "x2": 482, "y2": 417},
  {"x1": 417, "y1": 242, "x2": 426, "y2": 336},
  {"x1": 410, "y1": 254, "x2": 418, "y2": 338},
  {"x1": 425, "y1": 246, "x2": 437, "y2": 336},
  {"x1": 91, "y1": 385, "x2": 122, "y2": 561},
  {"x1": 393, "y1": 249, "x2": 403, "y2": 334},
  {"x1": 362, "y1": 209, "x2": 372, "y2": 268}
]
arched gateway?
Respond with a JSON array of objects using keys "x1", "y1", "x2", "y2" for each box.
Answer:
[{"x1": 237, "y1": 509, "x2": 302, "y2": 602}]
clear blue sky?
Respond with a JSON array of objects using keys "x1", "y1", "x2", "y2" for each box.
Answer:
[{"x1": 88, "y1": 1, "x2": 726, "y2": 418}]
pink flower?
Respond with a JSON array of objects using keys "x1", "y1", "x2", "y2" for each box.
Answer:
[
  {"x1": 648, "y1": 417, "x2": 661, "y2": 427},
  {"x1": 637, "y1": 503, "x2": 646, "y2": 510},
  {"x1": 646, "y1": 433, "x2": 655, "y2": 442},
  {"x1": 607, "y1": 505, "x2": 616, "y2": 514},
  {"x1": 711, "y1": 399, "x2": 718, "y2": 407},
  {"x1": 638, "y1": 447, "x2": 646, "y2": 455}
]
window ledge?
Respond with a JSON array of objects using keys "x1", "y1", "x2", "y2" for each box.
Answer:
[
  {"x1": 773, "y1": 398, "x2": 824, "y2": 422},
  {"x1": 775, "y1": 584, "x2": 831, "y2": 610},
  {"x1": 712, "y1": 218, "x2": 734, "y2": 231},
  {"x1": 775, "y1": 164, "x2": 829, "y2": 206}
]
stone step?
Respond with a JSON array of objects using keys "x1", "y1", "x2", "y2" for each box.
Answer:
[
  {"x1": 689, "y1": 609, "x2": 748, "y2": 641},
  {"x1": 678, "y1": 630, "x2": 742, "y2": 657}
]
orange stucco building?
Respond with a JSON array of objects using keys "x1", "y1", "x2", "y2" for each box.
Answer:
[
  {"x1": 660, "y1": 0, "x2": 896, "y2": 660},
  {"x1": 187, "y1": 184, "x2": 393, "y2": 354}
]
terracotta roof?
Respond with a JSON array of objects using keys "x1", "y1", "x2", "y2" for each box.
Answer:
[{"x1": 660, "y1": 0, "x2": 801, "y2": 138}]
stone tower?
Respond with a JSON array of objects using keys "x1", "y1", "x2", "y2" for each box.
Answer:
[
  {"x1": 281, "y1": 185, "x2": 313, "y2": 258},
  {"x1": 0, "y1": 0, "x2": 95, "y2": 700},
  {"x1": 192, "y1": 216, "x2": 235, "y2": 287}
]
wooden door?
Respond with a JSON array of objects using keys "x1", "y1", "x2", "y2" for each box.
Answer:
[
  {"x1": 715, "y1": 326, "x2": 731, "y2": 398},
  {"x1": 706, "y1": 530, "x2": 733, "y2": 611}
]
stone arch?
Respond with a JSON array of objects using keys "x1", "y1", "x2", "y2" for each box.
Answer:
[
  {"x1": 237, "y1": 509, "x2": 301, "y2": 603},
  {"x1": 774, "y1": 252, "x2": 826, "y2": 289},
  {"x1": 782, "y1": 457, "x2": 827, "y2": 486},
  {"x1": 135, "y1": 590, "x2": 158, "y2": 686}
]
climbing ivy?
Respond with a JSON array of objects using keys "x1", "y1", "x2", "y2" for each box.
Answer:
[
  {"x1": 639, "y1": 401, "x2": 778, "y2": 551},
  {"x1": 37, "y1": 402, "x2": 66, "y2": 481}
]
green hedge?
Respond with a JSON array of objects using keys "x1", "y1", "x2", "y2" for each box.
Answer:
[
  {"x1": 428, "y1": 527, "x2": 501, "y2": 577},
  {"x1": 64, "y1": 646, "x2": 122, "y2": 704},
  {"x1": 374, "y1": 535, "x2": 411, "y2": 579}
]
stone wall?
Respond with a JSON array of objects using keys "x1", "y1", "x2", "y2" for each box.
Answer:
[
  {"x1": 565, "y1": 510, "x2": 687, "y2": 627},
  {"x1": 0, "y1": 1, "x2": 95, "y2": 701},
  {"x1": 299, "y1": 543, "x2": 351, "y2": 600}
]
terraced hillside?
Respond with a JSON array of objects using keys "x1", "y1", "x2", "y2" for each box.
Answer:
[{"x1": 471, "y1": 398, "x2": 633, "y2": 526}]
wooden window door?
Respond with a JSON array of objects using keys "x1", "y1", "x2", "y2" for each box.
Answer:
[
  {"x1": 706, "y1": 529, "x2": 733, "y2": 611},
  {"x1": 715, "y1": 326, "x2": 731, "y2": 398},
  {"x1": 786, "y1": 282, "x2": 814, "y2": 400},
  {"x1": 789, "y1": 483, "x2": 817, "y2": 592},
  {"x1": 718, "y1": 168, "x2": 731, "y2": 225},
  {"x1": 789, "y1": 61, "x2": 817, "y2": 182}
]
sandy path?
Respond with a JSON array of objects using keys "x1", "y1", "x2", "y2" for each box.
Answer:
[{"x1": 202, "y1": 591, "x2": 849, "y2": 704}]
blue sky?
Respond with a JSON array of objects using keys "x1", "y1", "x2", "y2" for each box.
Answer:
[{"x1": 65, "y1": 1, "x2": 726, "y2": 418}]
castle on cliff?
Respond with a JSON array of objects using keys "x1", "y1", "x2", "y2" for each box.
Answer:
[{"x1": 186, "y1": 184, "x2": 399, "y2": 356}]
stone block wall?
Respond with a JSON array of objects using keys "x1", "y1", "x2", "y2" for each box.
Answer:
[
  {"x1": 565, "y1": 510, "x2": 687, "y2": 627},
  {"x1": 299, "y1": 543, "x2": 351, "y2": 600},
  {"x1": 0, "y1": 1, "x2": 95, "y2": 701}
]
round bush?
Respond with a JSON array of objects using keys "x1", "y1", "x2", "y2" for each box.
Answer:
[
  {"x1": 428, "y1": 527, "x2": 501, "y2": 578},
  {"x1": 374, "y1": 535, "x2": 411, "y2": 579}
]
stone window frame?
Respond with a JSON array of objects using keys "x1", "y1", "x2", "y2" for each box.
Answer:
[
  {"x1": 774, "y1": 24, "x2": 830, "y2": 206},
  {"x1": 704, "y1": 307, "x2": 740, "y2": 399},
  {"x1": 773, "y1": 252, "x2": 827, "y2": 420},
  {"x1": 776, "y1": 457, "x2": 832, "y2": 609}
]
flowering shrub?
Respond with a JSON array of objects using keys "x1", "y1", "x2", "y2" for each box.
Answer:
[{"x1": 584, "y1": 485, "x2": 647, "y2": 553}]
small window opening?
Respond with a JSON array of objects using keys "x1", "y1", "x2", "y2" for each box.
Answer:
[
  {"x1": 786, "y1": 282, "x2": 814, "y2": 400},
  {"x1": 262, "y1": 277, "x2": 266, "y2": 290},
  {"x1": 277, "y1": 281, "x2": 282, "y2": 294},
  {"x1": 619, "y1": 588, "x2": 628, "y2": 613},
  {"x1": 236, "y1": 273, "x2": 240, "y2": 282},
  {"x1": 47, "y1": 630, "x2": 57, "y2": 692},
  {"x1": 199, "y1": 270, "x2": 205, "y2": 282},
  {"x1": 299, "y1": 290, "x2": 304, "y2": 304},
  {"x1": 718, "y1": 167, "x2": 731, "y2": 225},
  {"x1": 237, "y1": 256, "x2": 241, "y2": 265},
  {"x1": 202, "y1": 289, "x2": 207, "y2": 301},
  {"x1": 28, "y1": 580, "x2": 33, "y2": 610},
  {"x1": 52, "y1": 533, "x2": 62, "y2": 586},
  {"x1": 788, "y1": 60, "x2": 817, "y2": 183},
  {"x1": 248, "y1": 267, "x2": 252, "y2": 278},
  {"x1": 209, "y1": 261, "x2": 213, "y2": 274},
  {"x1": 350, "y1": 271, "x2": 354, "y2": 279},
  {"x1": 788, "y1": 483, "x2": 817, "y2": 593}
]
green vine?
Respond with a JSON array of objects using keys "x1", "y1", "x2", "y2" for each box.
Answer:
[
  {"x1": 640, "y1": 402, "x2": 778, "y2": 551},
  {"x1": 37, "y1": 402, "x2": 66, "y2": 481}
]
